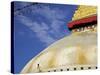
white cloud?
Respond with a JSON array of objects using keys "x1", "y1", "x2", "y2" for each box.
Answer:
[{"x1": 15, "y1": 4, "x2": 67, "y2": 46}]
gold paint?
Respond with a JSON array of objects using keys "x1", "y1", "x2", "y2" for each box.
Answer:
[
  {"x1": 47, "y1": 56, "x2": 55, "y2": 68},
  {"x1": 72, "y1": 5, "x2": 97, "y2": 20},
  {"x1": 76, "y1": 45, "x2": 87, "y2": 64},
  {"x1": 45, "y1": 50, "x2": 57, "y2": 69}
]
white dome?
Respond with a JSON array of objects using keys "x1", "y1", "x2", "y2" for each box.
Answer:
[{"x1": 21, "y1": 31, "x2": 97, "y2": 73}]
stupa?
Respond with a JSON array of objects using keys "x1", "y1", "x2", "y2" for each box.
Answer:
[{"x1": 21, "y1": 5, "x2": 97, "y2": 73}]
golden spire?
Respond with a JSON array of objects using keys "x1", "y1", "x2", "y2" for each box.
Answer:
[{"x1": 72, "y1": 5, "x2": 97, "y2": 21}]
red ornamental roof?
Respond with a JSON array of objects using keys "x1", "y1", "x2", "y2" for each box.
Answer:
[{"x1": 68, "y1": 15, "x2": 97, "y2": 29}]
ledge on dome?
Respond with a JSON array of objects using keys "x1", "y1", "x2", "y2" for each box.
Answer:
[{"x1": 67, "y1": 14, "x2": 97, "y2": 32}]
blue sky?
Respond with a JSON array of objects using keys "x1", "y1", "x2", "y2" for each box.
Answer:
[{"x1": 13, "y1": 1, "x2": 78, "y2": 73}]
